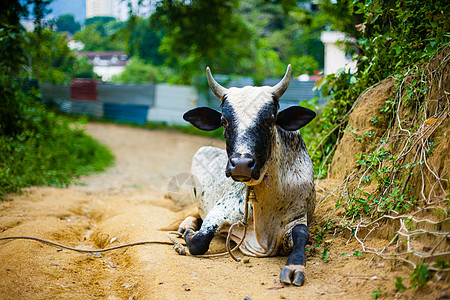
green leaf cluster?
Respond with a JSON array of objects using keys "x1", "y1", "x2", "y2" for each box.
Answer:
[
  {"x1": 73, "y1": 20, "x2": 126, "y2": 52},
  {"x1": 410, "y1": 264, "x2": 430, "y2": 289},
  {"x1": 22, "y1": 29, "x2": 77, "y2": 84},
  {"x1": 305, "y1": 0, "x2": 449, "y2": 180},
  {"x1": 55, "y1": 14, "x2": 81, "y2": 34}
]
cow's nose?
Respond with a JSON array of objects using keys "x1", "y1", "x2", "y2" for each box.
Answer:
[{"x1": 226, "y1": 156, "x2": 256, "y2": 182}]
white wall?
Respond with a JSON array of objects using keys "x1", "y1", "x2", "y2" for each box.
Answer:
[
  {"x1": 147, "y1": 84, "x2": 198, "y2": 125},
  {"x1": 320, "y1": 31, "x2": 357, "y2": 75},
  {"x1": 93, "y1": 65, "x2": 126, "y2": 81}
]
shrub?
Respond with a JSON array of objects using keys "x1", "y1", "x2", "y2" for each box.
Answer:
[{"x1": 0, "y1": 78, "x2": 114, "y2": 198}]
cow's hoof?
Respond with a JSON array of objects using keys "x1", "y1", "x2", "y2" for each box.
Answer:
[
  {"x1": 280, "y1": 265, "x2": 305, "y2": 286},
  {"x1": 178, "y1": 216, "x2": 198, "y2": 233},
  {"x1": 183, "y1": 228, "x2": 196, "y2": 245}
]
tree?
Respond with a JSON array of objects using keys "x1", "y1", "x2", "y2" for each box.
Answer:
[
  {"x1": 240, "y1": 0, "x2": 327, "y2": 74},
  {"x1": 148, "y1": 0, "x2": 327, "y2": 83},
  {"x1": 0, "y1": 1, "x2": 29, "y2": 77},
  {"x1": 151, "y1": 0, "x2": 256, "y2": 82},
  {"x1": 55, "y1": 14, "x2": 81, "y2": 34},
  {"x1": 72, "y1": 21, "x2": 125, "y2": 51},
  {"x1": 23, "y1": 29, "x2": 77, "y2": 83},
  {"x1": 85, "y1": 16, "x2": 115, "y2": 26},
  {"x1": 0, "y1": 0, "x2": 51, "y2": 136},
  {"x1": 112, "y1": 58, "x2": 170, "y2": 83},
  {"x1": 125, "y1": 16, "x2": 165, "y2": 65},
  {"x1": 74, "y1": 56, "x2": 95, "y2": 79}
]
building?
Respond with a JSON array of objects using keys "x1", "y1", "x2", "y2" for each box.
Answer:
[
  {"x1": 86, "y1": 0, "x2": 154, "y2": 21},
  {"x1": 86, "y1": 0, "x2": 120, "y2": 20},
  {"x1": 320, "y1": 31, "x2": 357, "y2": 75},
  {"x1": 77, "y1": 51, "x2": 128, "y2": 81}
]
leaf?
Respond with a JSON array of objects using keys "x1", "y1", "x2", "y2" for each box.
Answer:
[
  {"x1": 410, "y1": 264, "x2": 430, "y2": 289},
  {"x1": 372, "y1": 289, "x2": 382, "y2": 299},
  {"x1": 394, "y1": 277, "x2": 407, "y2": 291},
  {"x1": 434, "y1": 259, "x2": 450, "y2": 270},
  {"x1": 425, "y1": 118, "x2": 437, "y2": 125}
]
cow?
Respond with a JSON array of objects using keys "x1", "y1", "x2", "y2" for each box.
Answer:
[{"x1": 181, "y1": 65, "x2": 316, "y2": 286}]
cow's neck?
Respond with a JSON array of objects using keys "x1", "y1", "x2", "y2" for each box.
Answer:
[{"x1": 253, "y1": 127, "x2": 304, "y2": 201}]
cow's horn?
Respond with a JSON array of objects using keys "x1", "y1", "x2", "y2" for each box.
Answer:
[
  {"x1": 206, "y1": 67, "x2": 228, "y2": 101},
  {"x1": 272, "y1": 64, "x2": 291, "y2": 99}
]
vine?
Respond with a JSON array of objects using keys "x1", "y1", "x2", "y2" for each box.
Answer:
[{"x1": 307, "y1": 0, "x2": 450, "y2": 287}]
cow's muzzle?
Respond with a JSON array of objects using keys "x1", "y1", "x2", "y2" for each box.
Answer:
[{"x1": 225, "y1": 154, "x2": 256, "y2": 182}]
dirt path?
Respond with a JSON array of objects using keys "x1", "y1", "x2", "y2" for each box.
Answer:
[{"x1": 0, "y1": 123, "x2": 443, "y2": 299}]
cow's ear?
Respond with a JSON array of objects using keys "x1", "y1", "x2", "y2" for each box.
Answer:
[
  {"x1": 276, "y1": 106, "x2": 316, "y2": 131},
  {"x1": 183, "y1": 107, "x2": 222, "y2": 131}
]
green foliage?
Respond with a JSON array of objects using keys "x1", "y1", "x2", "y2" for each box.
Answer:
[
  {"x1": 74, "y1": 56, "x2": 96, "y2": 79},
  {"x1": 321, "y1": 247, "x2": 330, "y2": 261},
  {"x1": 308, "y1": 0, "x2": 449, "y2": 181},
  {"x1": 112, "y1": 58, "x2": 170, "y2": 83},
  {"x1": 395, "y1": 276, "x2": 407, "y2": 291},
  {"x1": 319, "y1": 0, "x2": 363, "y2": 38},
  {"x1": 308, "y1": 69, "x2": 361, "y2": 178},
  {"x1": 0, "y1": 1, "x2": 28, "y2": 77},
  {"x1": 70, "y1": 1, "x2": 325, "y2": 83},
  {"x1": 258, "y1": 0, "x2": 327, "y2": 69},
  {"x1": 353, "y1": 250, "x2": 364, "y2": 257},
  {"x1": 151, "y1": 0, "x2": 254, "y2": 83},
  {"x1": 22, "y1": 29, "x2": 77, "y2": 84},
  {"x1": 410, "y1": 263, "x2": 430, "y2": 289},
  {"x1": 372, "y1": 289, "x2": 382, "y2": 299},
  {"x1": 73, "y1": 21, "x2": 125, "y2": 51},
  {"x1": 85, "y1": 16, "x2": 115, "y2": 26},
  {"x1": 0, "y1": 78, "x2": 114, "y2": 198},
  {"x1": 123, "y1": 16, "x2": 165, "y2": 65},
  {"x1": 297, "y1": 0, "x2": 450, "y2": 224},
  {"x1": 147, "y1": 0, "x2": 325, "y2": 84},
  {"x1": 55, "y1": 14, "x2": 81, "y2": 34},
  {"x1": 434, "y1": 259, "x2": 450, "y2": 270},
  {"x1": 335, "y1": 145, "x2": 419, "y2": 217},
  {"x1": 0, "y1": 0, "x2": 114, "y2": 198},
  {"x1": 309, "y1": 220, "x2": 336, "y2": 259}
]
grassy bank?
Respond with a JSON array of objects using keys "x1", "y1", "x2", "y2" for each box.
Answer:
[{"x1": 0, "y1": 87, "x2": 114, "y2": 199}]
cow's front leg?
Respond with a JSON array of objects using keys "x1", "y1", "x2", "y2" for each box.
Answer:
[
  {"x1": 184, "y1": 225, "x2": 217, "y2": 255},
  {"x1": 280, "y1": 224, "x2": 309, "y2": 286}
]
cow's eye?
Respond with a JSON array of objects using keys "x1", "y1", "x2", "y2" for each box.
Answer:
[{"x1": 221, "y1": 117, "x2": 229, "y2": 127}]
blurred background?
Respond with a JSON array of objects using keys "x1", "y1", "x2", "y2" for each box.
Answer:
[
  {"x1": 1, "y1": 0, "x2": 448, "y2": 196},
  {"x1": 10, "y1": 0, "x2": 361, "y2": 126}
]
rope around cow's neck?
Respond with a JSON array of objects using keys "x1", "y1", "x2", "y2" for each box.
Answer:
[{"x1": 225, "y1": 185, "x2": 252, "y2": 261}]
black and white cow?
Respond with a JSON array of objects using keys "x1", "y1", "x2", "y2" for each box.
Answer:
[{"x1": 181, "y1": 65, "x2": 316, "y2": 286}]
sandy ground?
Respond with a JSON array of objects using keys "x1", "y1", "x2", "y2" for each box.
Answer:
[{"x1": 0, "y1": 123, "x2": 447, "y2": 299}]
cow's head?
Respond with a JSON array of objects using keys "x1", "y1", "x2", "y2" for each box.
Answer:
[{"x1": 183, "y1": 65, "x2": 316, "y2": 185}]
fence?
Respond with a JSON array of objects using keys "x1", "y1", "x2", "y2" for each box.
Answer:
[
  {"x1": 40, "y1": 81, "x2": 156, "y2": 124},
  {"x1": 40, "y1": 77, "x2": 322, "y2": 126}
]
